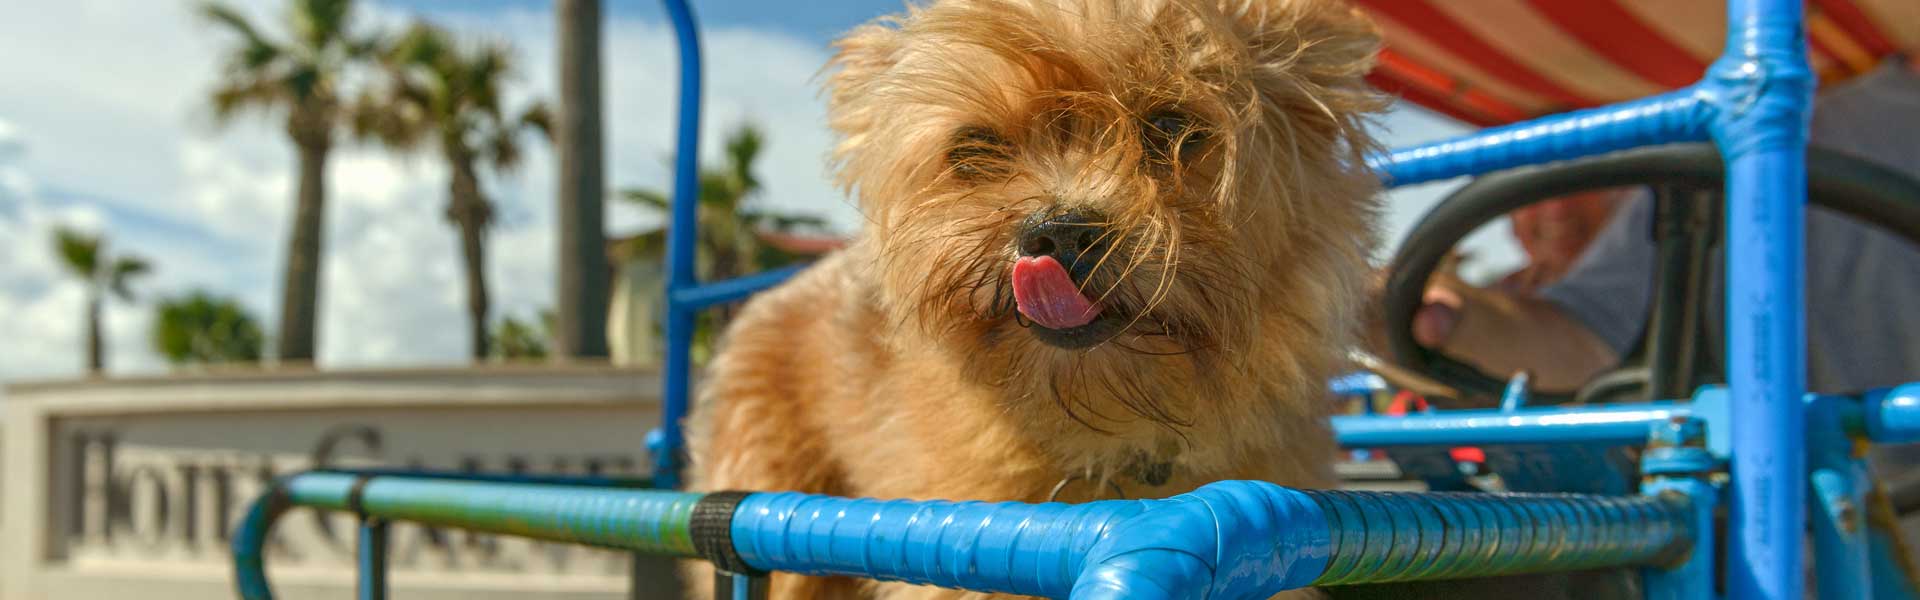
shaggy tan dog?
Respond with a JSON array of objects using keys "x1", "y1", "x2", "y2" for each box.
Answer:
[{"x1": 687, "y1": 0, "x2": 1384, "y2": 597}]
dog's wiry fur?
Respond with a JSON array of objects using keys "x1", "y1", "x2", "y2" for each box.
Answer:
[{"x1": 686, "y1": 0, "x2": 1383, "y2": 597}]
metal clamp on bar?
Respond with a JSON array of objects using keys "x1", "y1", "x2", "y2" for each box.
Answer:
[
  {"x1": 1641, "y1": 418, "x2": 1718, "y2": 600},
  {"x1": 690, "y1": 491, "x2": 759, "y2": 575},
  {"x1": 344, "y1": 473, "x2": 377, "y2": 518}
]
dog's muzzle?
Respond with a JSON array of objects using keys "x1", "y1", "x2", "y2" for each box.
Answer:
[{"x1": 1012, "y1": 208, "x2": 1121, "y2": 348}]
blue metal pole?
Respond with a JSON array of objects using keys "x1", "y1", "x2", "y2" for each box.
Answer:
[
  {"x1": 1707, "y1": 0, "x2": 1814, "y2": 597},
  {"x1": 723, "y1": 572, "x2": 768, "y2": 600},
  {"x1": 1640, "y1": 418, "x2": 1718, "y2": 600},
  {"x1": 1331, "y1": 401, "x2": 1691, "y2": 448},
  {"x1": 1866, "y1": 383, "x2": 1920, "y2": 444},
  {"x1": 1807, "y1": 396, "x2": 1869, "y2": 599},
  {"x1": 1369, "y1": 89, "x2": 1709, "y2": 188},
  {"x1": 1870, "y1": 524, "x2": 1920, "y2": 600},
  {"x1": 656, "y1": 0, "x2": 704, "y2": 490},
  {"x1": 232, "y1": 484, "x2": 288, "y2": 600},
  {"x1": 1497, "y1": 371, "x2": 1530, "y2": 413},
  {"x1": 357, "y1": 518, "x2": 390, "y2": 600},
  {"x1": 671, "y1": 264, "x2": 808, "y2": 311}
]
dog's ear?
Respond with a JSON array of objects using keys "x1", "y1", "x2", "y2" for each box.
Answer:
[
  {"x1": 1232, "y1": 0, "x2": 1381, "y2": 97},
  {"x1": 824, "y1": 17, "x2": 907, "y2": 144},
  {"x1": 822, "y1": 16, "x2": 910, "y2": 200},
  {"x1": 1219, "y1": 0, "x2": 1386, "y2": 165}
]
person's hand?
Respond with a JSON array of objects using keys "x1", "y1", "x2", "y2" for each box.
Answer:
[
  {"x1": 1359, "y1": 267, "x2": 1470, "y2": 354},
  {"x1": 1412, "y1": 283, "x2": 1463, "y2": 349},
  {"x1": 1410, "y1": 272, "x2": 1474, "y2": 350},
  {"x1": 1385, "y1": 272, "x2": 1620, "y2": 391}
]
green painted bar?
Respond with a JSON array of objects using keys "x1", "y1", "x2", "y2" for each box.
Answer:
[{"x1": 284, "y1": 472, "x2": 702, "y2": 557}]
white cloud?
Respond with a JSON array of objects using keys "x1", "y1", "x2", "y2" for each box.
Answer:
[
  {"x1": 0, "y1": 1, "x2": 852, "y2": 378},
  {"x1": 178, "y1": 137, "x2": 293, "y2": 245},
  {"x1": 0, "y1": 121, "x2": 127, "y2": 380}
]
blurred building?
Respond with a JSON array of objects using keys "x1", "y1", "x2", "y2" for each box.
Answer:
[
  {"x1": 605, "y1": 228, "x2": 845, "y2": 366},
  {"x1": 0, "y1": 366, "x2": 678, "y2": 599},
  {"x1": 0, "y1": 225, "x2": 843, "y2": 600}
]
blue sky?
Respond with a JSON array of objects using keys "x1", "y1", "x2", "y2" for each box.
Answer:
[{"x1": 0, "y1": 0, "x2": 1504, "y2": 382}]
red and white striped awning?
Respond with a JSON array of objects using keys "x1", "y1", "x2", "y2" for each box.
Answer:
[{"x1": 1359, "y1": 0, "x2": 1919, "y2": 126}]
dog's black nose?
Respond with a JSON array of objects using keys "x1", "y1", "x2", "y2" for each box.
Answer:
[{"x1": 1017, "y1": 208, "x2": 1108, "y2": 267}]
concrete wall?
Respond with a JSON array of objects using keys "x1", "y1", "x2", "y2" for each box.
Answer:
[{"x1": 1, "y1": 365, "x2": 681, "y2": 600}]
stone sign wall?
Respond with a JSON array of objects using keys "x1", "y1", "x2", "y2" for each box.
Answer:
[{"x1": 2, "y1": 366, "x2": 681, "y2": 600}]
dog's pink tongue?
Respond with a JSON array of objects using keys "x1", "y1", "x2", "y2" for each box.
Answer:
[{"x1": 1012, "y1": 255, "x2": 1101, "y2": 329}]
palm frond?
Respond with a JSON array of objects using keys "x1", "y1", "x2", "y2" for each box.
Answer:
[
  {"x1": 482, "y1": 99, "x2": 551, "y2": 171},
  {"x1": 347, "y1": 88, "x2": 429, "y2": 150},
  {"x1": 208, "y1": 78, "x2": 292, "y2": 125},
  {"x1": 619, "y1": 189, "x2": 672, "y2": 212},
  {"x1": 343, "y1": 32, "x2": 387, "y2": 60},
  {"x1": 108, "y1": 256, "x2": 152, "y2": 300},
  {"x1": 291, "y1": 0, "x2": 354, "y2": 50},
  {"x1": 52, "y1": 227, "x2": 101, "y2": 278},
  {"x1": 484, "y1": 125, "x2": 523, "y2": 172},
  {"x1": 285, "y1": 63, "x2": 324, "y2": 104},
  {"x1": 201, "y1": 2, "x2": 300, "y2": 127},
  {"x1": 387, "y1": 22, "x2": 451, "y2": 69},
  {"x1": 517, "y1": 102, "x2": 554, "y2": 140},
  {"x1": 463, "y1": 44, "x2": 514, "y2": 116},
  {"x1": 200, "y1": 3, "x2": 279, "y2": 62},
  {"x1": 724, "y1": 125, "x2": 764, "y2": 194}
]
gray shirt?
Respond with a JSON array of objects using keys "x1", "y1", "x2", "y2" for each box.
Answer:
[{"x1": 1540, "y1": 59, "x2": 1920, "y2": 394}]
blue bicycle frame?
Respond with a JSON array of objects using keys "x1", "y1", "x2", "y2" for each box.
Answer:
[{"x1": 231, "y1": 0, "x2": 1920, "y2": 598}]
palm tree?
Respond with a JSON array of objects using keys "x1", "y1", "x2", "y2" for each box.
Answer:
[
  {"x1": 490, "y1": 310, "x2": 553, "y2": 360},
  {"x1": 52, "y1": 227, "x2": 151, "y2": 375},
  {"x1": 152, "y1": 292, "x2": 266, "y2": 366},
  {"x1": 200, "y1": 0, "x2": 378, "y2": 363},
  {"x1": 618, "y1": 124, "x2": 829, "y2": 332},
  {"x1": 554, "y1": 0, "x2": 610, "y2": 359},
  {"x1": 358, "y1": 22, "x2": 550, "y2": 359}
]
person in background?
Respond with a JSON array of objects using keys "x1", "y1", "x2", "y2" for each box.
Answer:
[
  {"x1": 1495, "y1": 189, "x2": 1629, "y2": 294},
  {"x1": 1406, "y1": 55, "x2": 1920, "y2": 396},
  {"x1": 1398, "y1": 57, "x2": 1920, "y2": 533}
]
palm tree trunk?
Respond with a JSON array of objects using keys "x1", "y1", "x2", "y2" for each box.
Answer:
[
  {"x1": 554, "y1": 0, "x2": 610, "y2": 359},
  {"x1": 278, "y1": 137, "x2": 329, "y2": 364},
  {"x1": 85, "y1": 291, "x2": 103, "y2": 375},
  {"x1": 450, "y1": 159, "x2": 492, "y2": 360}
]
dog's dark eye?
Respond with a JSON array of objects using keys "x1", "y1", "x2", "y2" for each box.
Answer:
[
  {"x1": 1141, "y1": 110, "x2": 1207, "y2": 163},
  {"x1": 947, "y1": 127, "x2": 1010, "y2": 180}
]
